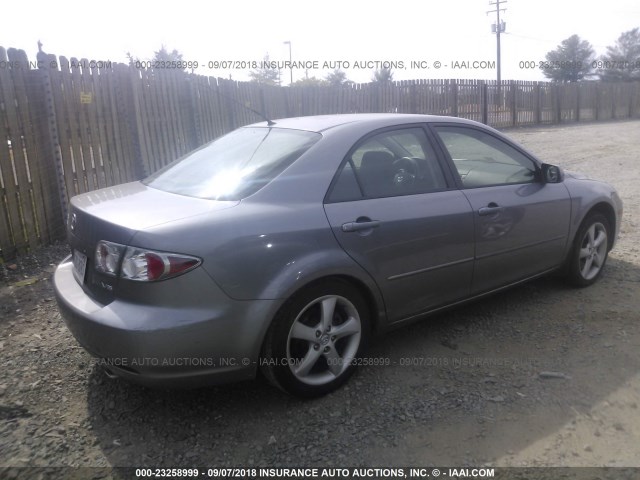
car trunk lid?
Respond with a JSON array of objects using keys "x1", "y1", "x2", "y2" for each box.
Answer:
[{"x1": 67, "y1": 182, "x2": 238, "y2": 303}]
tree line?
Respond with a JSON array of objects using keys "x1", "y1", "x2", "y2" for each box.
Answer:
[
  {"x1": 130, "y1": 27, "x2": 640, "y2": 86},
  {"x1": 244, "y1": 27, "x2": 640, "y2": 85},
  {"x1": 541, "y1": 27, "x2": 640, "y2": 82},
  {"x1": 246, "y1": 53, "x2": 394, "y2": 87}
]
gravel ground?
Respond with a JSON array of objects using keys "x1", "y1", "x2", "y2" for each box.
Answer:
[{"x1": 1, "y1": 119, "x2": 639, "y2": 478}]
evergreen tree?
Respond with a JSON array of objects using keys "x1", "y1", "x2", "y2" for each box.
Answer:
[
  {"x1": 541, "y1": 35, "x2": 595, "y2": 82},
  {"x1": 249, "y1": 55, "x2": 280, "y2": 86},
  {"x1": 599, "y1": 28, "x2": 640, "y2": 81}
]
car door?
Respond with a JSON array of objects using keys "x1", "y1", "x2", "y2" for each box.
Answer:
[
  {"x1": 432, "y1": 124, "x2": 571, "y2": 294},
  {"x1": 323, "y1": 126, "x2": 475, "y2": 324}
]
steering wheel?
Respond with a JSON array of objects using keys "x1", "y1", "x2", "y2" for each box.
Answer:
[{"x1": 392, "y1": 157, "x2": 421, "y2": 188}]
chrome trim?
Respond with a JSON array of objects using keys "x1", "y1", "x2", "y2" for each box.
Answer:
[
  {"x1": 387, "y1": 257, "x2": 475, "y2": 281},
  {"x1": 389, "y1": 266, "x2": 558, "y2": 327},
  {"x1": 475, "y1": 235, "x2": 566, "y2": 260}
]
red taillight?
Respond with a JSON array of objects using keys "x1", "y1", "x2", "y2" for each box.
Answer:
[
  {"x1": 144, "y1": 253, "x2": 199, "y2": 280},
  {"x1": 95, "y1": 241, "x2": 201, "y2": 282},
  {"x1": 121, "y1": 248, "x2": 201, "y2": 282},
  {"x1": 145, "y1": 253, "x2": 166, "y2": 281},
  {"x1": 168, "y1": 256, "x2": 200, "y2": 276}
]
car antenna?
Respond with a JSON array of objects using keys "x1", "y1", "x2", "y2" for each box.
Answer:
[{"x1": 215, "y1": 88, "x2": 276, "y2": 126}]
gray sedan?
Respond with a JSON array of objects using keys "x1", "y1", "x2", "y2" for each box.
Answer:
[{"x1": 54, "y1": 114, "x2": 622, "y2": 397}]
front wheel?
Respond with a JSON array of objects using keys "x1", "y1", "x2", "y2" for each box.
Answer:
[
  {"x1": 566, "y1": 213, "x2": 610, "y2": 287},
  {"x1": 261, "y1": 280, "x2": 370, "y2": 397}
]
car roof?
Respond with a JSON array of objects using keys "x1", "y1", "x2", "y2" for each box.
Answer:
[{"x1": 244, "y1": 113, "x2": 479, "y2": 133}]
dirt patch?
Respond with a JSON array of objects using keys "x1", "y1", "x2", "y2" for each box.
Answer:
[{"x1": 1, "y1": 120, "x2": 639, "y2": 475}]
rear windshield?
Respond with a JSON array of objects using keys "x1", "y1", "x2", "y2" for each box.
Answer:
[{"x1": 144, "y1": 127, "x2": 321, "y2": 200}]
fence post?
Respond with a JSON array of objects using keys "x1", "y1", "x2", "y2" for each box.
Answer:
[
  {"x1": 451, "y1": 81, "x2": 458, "y2": 117},
  {"x1": 481, "y1": 81, "x2": 488, "y2": 125},
  {"x1": 555, "y1": 83, "x2": 562, "y2": 124},
  {"x1": 535, "y1": 83, "x2": 541, "y2": 124},
  {"x1": 120, "y1": 64, "x2": 147, "y2": 179},
  {"x1": 222, "y1": 80, "x2": 238, "y2": 130},
  {"x1": 511, "y1": 81, "x2": 517, "y2": 126},
  {"x1": 575, "y1": 83, "x2": 580, "y2": 122},
  {"x1": 38, "y1": 54, "x2": 69, "y2": 224},
  {"x1": 188, "y1": 74, "x2": 203, "y2": 148},
  {"x1": 0, "y1": 47, "x2": 22, "y2": 258},
  {"x1": 411, "y1": 82, "x2": 418, "y2": 114},
  {"x1": 260, "y1": 86, "x2": 269, "y2": 120}
]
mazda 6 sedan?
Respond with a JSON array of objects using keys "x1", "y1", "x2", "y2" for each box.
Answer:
[{"x1": 54, "y1": 113, "x2": 622, "y2": 397}]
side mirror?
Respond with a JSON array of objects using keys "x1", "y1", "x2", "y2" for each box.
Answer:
[{"x1": 541, "y1": 164, "x2": 564, "y2": 184}]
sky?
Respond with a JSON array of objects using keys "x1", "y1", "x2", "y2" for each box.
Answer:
[{"x1": 1, "y1": 0, "x2": 639, "y2": 84}]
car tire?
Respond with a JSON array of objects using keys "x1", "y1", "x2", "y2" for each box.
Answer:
[
  {"x1": 261, "y1": 280, "x2": 370, "y2": 398},
  {"x1": 566, "y1": 213, "x2": 611, "y2": 287}
]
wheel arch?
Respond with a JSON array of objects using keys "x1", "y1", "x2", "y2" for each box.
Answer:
[
  {"x1": 326, "y1": 274, "x2": 383, "y2": 333},
  {"x1": 564, "y1": 204, "x2": 613, "y2": 287},
  {"x1": 257, "y1": 273, "x2": 386, "y2": 396},
  {"x1": 258, "y1": 273, "x2": 386, "y2": 358},
  {"x1": 278, "y1": 274, "x2": 384, "y2": 333},
  {"x1": 579, "y1": 201, "x2": 616, "y2": 251}
]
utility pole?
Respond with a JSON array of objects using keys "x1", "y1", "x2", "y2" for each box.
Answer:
[{"x1": 487, "y1": 0, "x2": 507, "y2": 85}]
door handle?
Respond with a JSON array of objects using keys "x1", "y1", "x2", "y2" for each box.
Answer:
[
  {"x1": 478, "y1": 203, "x2": 503, "y2": 216},
  {"x1": 341, "y1": 220, "x2": 380, "y2": 232}
]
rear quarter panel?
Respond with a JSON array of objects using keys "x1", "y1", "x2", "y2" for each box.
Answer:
[{"x1": 130, "y1": 125, "x2": 390, "y2": 326}]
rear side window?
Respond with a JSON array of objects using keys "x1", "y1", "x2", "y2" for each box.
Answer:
[
  {"x1": 327, "y1": 127, "x2": 447, "y2": 202},
  {"x1": 145, "y1": 127, "x2": 321, "y2": 200},
  {"x1": 329, "y1": 161, "x2": 361, "y2": 202}
]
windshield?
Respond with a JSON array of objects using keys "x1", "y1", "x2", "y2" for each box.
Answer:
[{"x1": 144, "y1": 127, "x2": 321, "y2": 200}]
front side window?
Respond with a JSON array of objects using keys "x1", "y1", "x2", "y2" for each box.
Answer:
[
  {"x1": 328, "y1": 127, "x2": 447, "y2": 202},
  {"x1": 145, "y1": 127, "x2": 321, "y2": 200},
  {"x1": 434, "y1": 126, "x2": 537, "y2": 188}
]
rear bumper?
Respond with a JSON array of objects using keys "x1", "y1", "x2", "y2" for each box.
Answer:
[{"x1": 53, "y1": 257, "x2": 279, "y2": 388}]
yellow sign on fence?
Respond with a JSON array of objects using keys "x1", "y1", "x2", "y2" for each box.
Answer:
[{"x1": 80, "y1": 92, "x2": 92, "y2": 104}]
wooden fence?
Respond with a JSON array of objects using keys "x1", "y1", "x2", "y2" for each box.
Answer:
[{"x1": 1, "y1": 45, "x2": 640, "y2": 261}]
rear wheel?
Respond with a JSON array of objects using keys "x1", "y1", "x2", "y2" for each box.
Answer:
[
  {"x1": 261, "y1": 280, "x2": 370, "y2": 397},
  {"x1": 567, "y1": 213, "x2": 610, "y2": 287}
]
